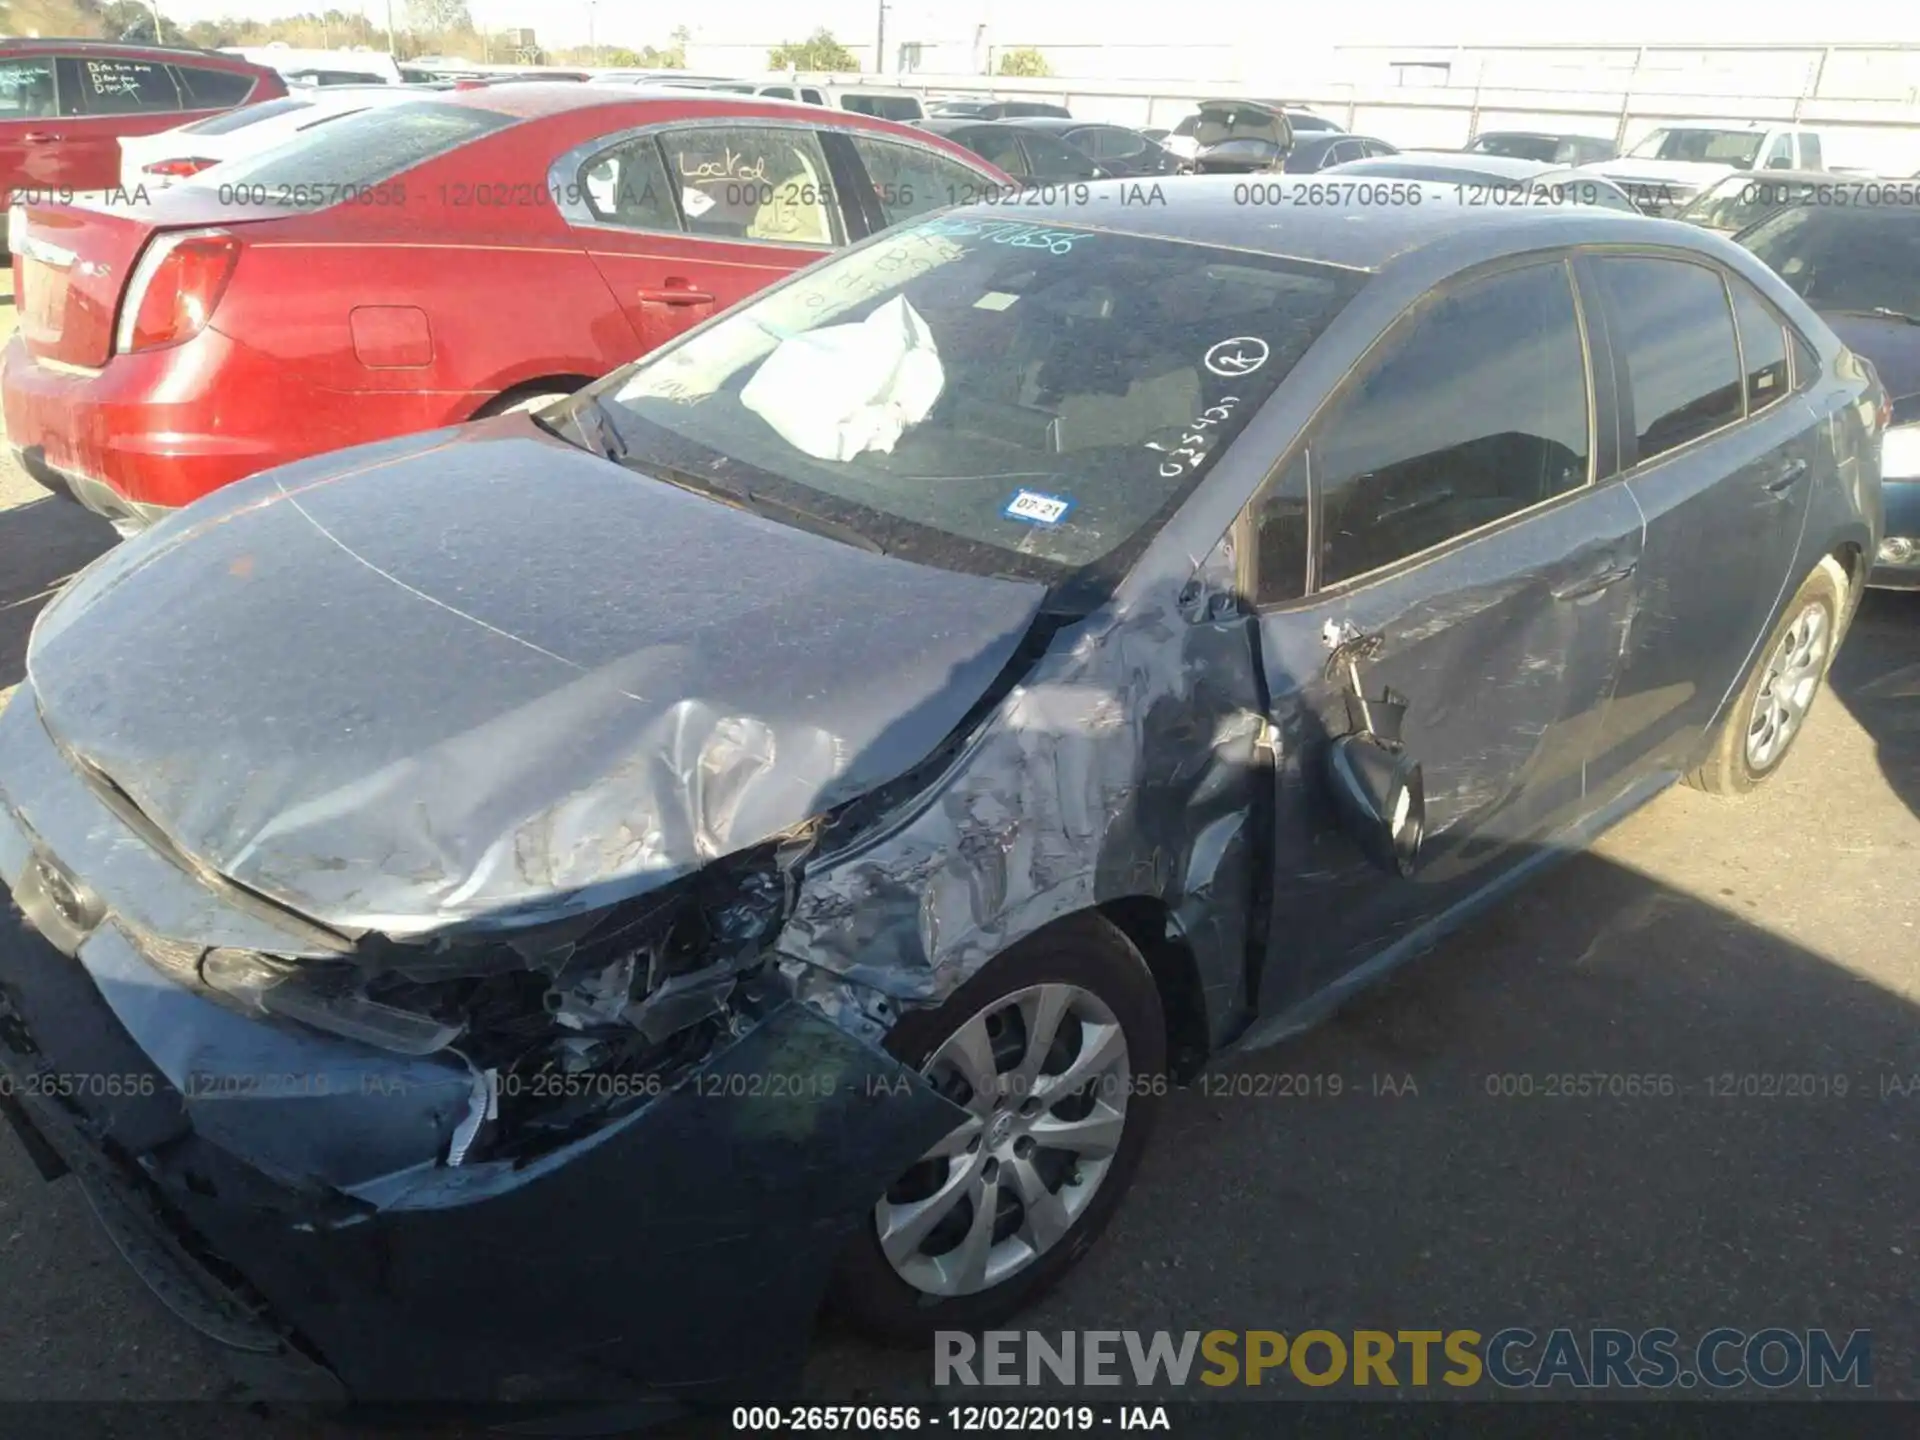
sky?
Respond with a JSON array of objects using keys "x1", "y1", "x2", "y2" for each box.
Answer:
[{"x1": 151, "y1": 1, "x2": 1920, "y2": 56}]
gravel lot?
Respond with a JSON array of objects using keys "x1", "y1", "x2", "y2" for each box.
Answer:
[{"x1": 0, "y1": 282, "x2": 1915, "y2": 1433}]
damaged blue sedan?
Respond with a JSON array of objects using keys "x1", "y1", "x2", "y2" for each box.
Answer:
[{"x1": 0, "y1": 180, "x2": 1884, "y2": 1415}]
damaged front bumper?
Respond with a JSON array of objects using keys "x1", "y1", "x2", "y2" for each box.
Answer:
[{"x1": 0, "y1": 699, "x2": 964, "y2": 1412}]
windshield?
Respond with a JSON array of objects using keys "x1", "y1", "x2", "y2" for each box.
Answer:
[
  {"x1": 1680, "y1": 175, "x2": 1817, "y2": 231},
  {"x1": 180, "y1": 101, "x2": 516, "y2": 205},
  {"x1": 1738, "y1": 204, "x2": 1920, "y2": 315},
  {"x1": 1470, "y1": 134, "x2": 1560, "y2": 162},
  {"x1": 1628, "y1": 127, "x2": 1765, "y2": 168},
  {"x1": 575, "y1": 218, "x2": 1366, "y2": 594}
]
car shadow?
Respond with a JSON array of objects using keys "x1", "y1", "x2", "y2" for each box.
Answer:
[
  {"x1": 0, "y1": 493, "x2": 118, "y2": 696},
  {"x1": 1828, "y1": 588, "x2": 1920, "y2": 822}
]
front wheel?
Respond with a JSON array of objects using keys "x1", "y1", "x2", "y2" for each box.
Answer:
[
  {"x1": 832, "y1": 915, "x2": 1166, "y2": 1345},
  {"x1": 1688, "y1": 559, "x2": 1845, "y2": 794}
]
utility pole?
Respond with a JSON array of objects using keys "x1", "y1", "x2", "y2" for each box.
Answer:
[
  {"x1": 386, "y1": 0, "x2": 398, "y2": 58},
  {"x1": 146, "y1": 0, "x2": 164, "y2": 43},
  {"x1": 874, "y1": 1, "x2": 887, "y2": 76}
]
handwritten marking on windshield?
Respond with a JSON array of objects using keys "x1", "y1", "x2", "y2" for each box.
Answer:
[
  {"x1": 1204, "y1": 337, "x2": 1269, "y2": 377},
  {"x1": 1146, "y1": 397, "x2": 1240, "y2": 478}
]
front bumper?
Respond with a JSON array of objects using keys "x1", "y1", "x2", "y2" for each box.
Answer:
[
  {"x1": 0, "y1": 692, "x2": 961, "y2": 1410},
  {"x1": 1, "y1": 330, "x2": 464, "y2": 526},
  {"x1": 1869, "y1": 476, "x2": 1920, "y2": 589}
]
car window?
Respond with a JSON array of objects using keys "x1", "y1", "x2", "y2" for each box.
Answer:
[
  {"x1": 1799, "y1": 134, "x2": 1823, "y2": 169},
  {"x1": 848, "y1": 134, "x2": 995, "y2": 227},
  {"x1": 1629, "y1": 127, "x2": 1764, "y2": 168},
  {"x1": 181, "y1": 101, "x2": 515, "y2": 208},
  {"x1": 655, "y1": 126, "x2": 842, "y2": 246},
  {"x1": 602, "y1": 222, "x2": 1366, "y2": 590},
  {"x1": 1790, "y1": 332, "x2": 1819, "y2": 387},
  {"x1": 761, "y1": 86, "x2": 795, "y2": 100},
  {"x1": 1728, "y1": 276, "x2": 1791, "y2": 412},
  {"x1": 1312, "y1": 261, "x2": 1592, "y2": 588},
  {"x1": 1098, "y1": 127, "x2": 1145, "y2": 159},
  {"x1": 1593, "y1": 256, "x2": 1743, "y2": 464},
  {"x1": 801, "y1": 88, "x2": 825, "y2": 105},
  {"x1": 0, "y1": 58, "x2": 57, "y2": 119},
  {"x1": 576, "y1": 134, "x2": 679, "y2": 230},
  {"x1": 1764, "y1": 134, "x2": 1794, "y2": 170},
  {"x1": 1017, "y1": 130, "x2": 1100, "y2": 181},
  {"x1": 1737, "y1": 204, "x2": 1920, "y2": 316},
  {"x1": 960, "y1": 126, "x2": 1026, "y2": 176},
  {"x1": 1253, "y1": 448, "x2": 1311, "y2": 605},
  {"x1": 183, "y1": 94, "x2": 310, "y2": 134},
  {"x1": 57, "y1": 55, "x2": 181, "y2": 115}
]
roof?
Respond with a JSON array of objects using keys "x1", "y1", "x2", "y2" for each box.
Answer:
[
  {"x1": 1379, "y1": 150, "x2": 1563, "y2": 180},
  {"x1": 949, "y1": 174, "x2": 1668, "y2": 271}
]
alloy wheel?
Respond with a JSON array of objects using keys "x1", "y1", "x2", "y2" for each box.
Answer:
[
  {"x1": 874, "y1": 983, "x2": 1131, "y2": 1298},
  {"x1": 1745, "y1": 599, "x2": 1830, "y2": 771}
]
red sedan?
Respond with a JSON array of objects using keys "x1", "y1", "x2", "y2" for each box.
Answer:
[{"x1": 4, "y1": 86, "x2": 1009, "y2": 533}]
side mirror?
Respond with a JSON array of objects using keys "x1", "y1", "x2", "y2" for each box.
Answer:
[{"x1": 1326, "y1": 731, "x2": 1425, "y2": 876}]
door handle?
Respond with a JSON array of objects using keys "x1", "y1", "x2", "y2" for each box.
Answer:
[
  {"x1": 1763, "y1": 457, "x2": 1809, "y2": 494},
  {"x1": 636, "y1": 285, "x2": 714, "y2": 306},
  {"x1": 22, "y1": 132, "x2": 60, "y2": 144},
  {"x1": 1552, "y1": 558, "x2": 1638, "y2": 601}
]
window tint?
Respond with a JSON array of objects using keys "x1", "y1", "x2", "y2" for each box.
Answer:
[
  {"x1": 801, "y1": 88, "x2": 825, "y2": 105},
  {"x1": 657, "y1": 125, "x2": 842, "y2": 245},
  {"x1": 1791, "y1": 332, "x2": 1819, "y2": 388},
  {"x1": 960, "y1": 126, "x2": 1025, "y2": 176},
  {"x1": 1738, "y1": 204, "x2": 1920, "y2": 315},
  {"x1": 183, "y1": 102, "x2": 514, "y2": 207},
  {"x1": 1097, "y1": 127, "x2": 1144, "y2": 159},
  {"x1": 1764, "y1": 134, "x2": 1794, "y2": 169},
  {"x1": 1254, "y1": 449, "x2": 1310, "y2": 605},
  {"x1": 0, "y1": 58, "x2": 56, "y2": 119},
  {"x1": 760, "y1": 86, "x2": 794, "y2": 100},
  {"x1": 577, "y1": 135, "x2": 678, "y2": 230},
  {"x1": 1799, "y1": 133, "x2": 1823, "y2": 169},
  {"x1": 848, "y1": 134, "x2": 992, "y2": 226},
  {"x1": 1314, "y1": 262, "x2": 1591, "y2": 587},
  {"x1": 175, "y1": 66, "x2": 256, "y2": 108},
  {"x1": 1017, "y1": 130, "x2": 1100, "y2": 181},
  {"x1": 1728, "y1": 278, "x2": 1790, "y2": 412},
  {"x1": 183, "y1": 94, "x2": 310, "y2": 134},
  {"x1": 1594, "y1": 257, "x2": 1743, "y2": 463},
  {"x1": 58, "y1": 56, "x2": 181, "y2": 115}
]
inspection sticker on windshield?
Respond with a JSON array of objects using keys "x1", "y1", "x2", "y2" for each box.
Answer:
[
  {"x1": 1004, "y1": 489, "x2": 1075, "y2": 526},
  {"x1": 974, "y1": 291, "x2": 1020, "y2": 311}
]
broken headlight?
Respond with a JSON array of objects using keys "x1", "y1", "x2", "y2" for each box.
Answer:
[{"x1": 198, "y1": 832, "x2": 813, "y2": 1157}]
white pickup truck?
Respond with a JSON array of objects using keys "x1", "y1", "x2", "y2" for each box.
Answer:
[{"x1": 1581, "y1": 121, "x2": 1827, "y2": 215}]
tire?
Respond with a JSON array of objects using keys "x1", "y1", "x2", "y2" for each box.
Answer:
[
  {"x1": 1687, "y1": 558, "x2": 1845, "y2": 795},
  {"x1": 476, "y1": 387, "x2": 575, "y2": 418},
  {"x1": 832, "y1": 914, "x2": 1167, "y2": 1346}
]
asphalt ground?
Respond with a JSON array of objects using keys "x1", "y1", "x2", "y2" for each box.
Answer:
[{"x1": 0, "y1": 282, "x2": 1914, "y2": 1438}]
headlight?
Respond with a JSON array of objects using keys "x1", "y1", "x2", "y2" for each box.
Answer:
[{"x1": 1882, "y1": 421, "x2": 1920, "y2": 481}]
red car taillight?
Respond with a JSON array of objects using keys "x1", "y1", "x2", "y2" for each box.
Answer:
[
  {"x1": 115, "y1": 229, "x2": 241, "y2": 355},
  {"x1": 143, "y1": 157, "x2": 220, "y2": 179}
]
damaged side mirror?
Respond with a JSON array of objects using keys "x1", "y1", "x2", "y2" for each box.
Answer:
[
  {"x1": 1322, "y1": 625, "x2": 1425, "y2": 876},
  {"x1": 1326, "y1": 730, "x2": 1424, "y2": 877}
]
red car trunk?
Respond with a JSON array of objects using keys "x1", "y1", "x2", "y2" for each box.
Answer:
[{"x1": 13, "y1": 192, "x2": 269, "y2": 369}]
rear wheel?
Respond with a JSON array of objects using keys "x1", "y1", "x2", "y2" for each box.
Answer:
[
  {"x1": 832, "y1": 915, "x2": 1166, "y2": 1345},
  {"x1": 1688, "y1": 560, "x2": 1844, "y2": 794}
]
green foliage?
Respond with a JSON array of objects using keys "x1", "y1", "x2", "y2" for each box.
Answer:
[
  {"x1": 767, "y1": 28, "x2": 858, "y2": 73},
  {"x1": 997, "y1": 47, "x2": 1052, "y2": 78}
]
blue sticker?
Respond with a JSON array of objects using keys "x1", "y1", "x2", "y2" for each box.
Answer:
[{"x1": 1003, "y1": 489, "x2": 1076, "y2": 526}]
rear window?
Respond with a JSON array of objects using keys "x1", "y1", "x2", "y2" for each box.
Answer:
[
  {"x1": 180, "y1": 101, "x2": 517, "y2": 206},
  {"x1": 175, "y1": 65, "x2": 255, "y2": 108},
  {"x1": 842, "y1": 94, "x2": 922, "y2": 121},
  {"x1": 183, "y1": 94, "x2": 311, "y2": 135},
  {"x1": 1737, "y1": 203, "x2": 1920, "y2": 316}
]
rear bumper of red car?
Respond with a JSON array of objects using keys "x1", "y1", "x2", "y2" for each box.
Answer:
[{"x1": 2, "y1": 329, "x2": 465, "y2": 532}]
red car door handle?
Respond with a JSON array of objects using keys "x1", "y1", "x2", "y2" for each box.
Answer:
[
  {"x1": 637, "y1": 286, "x2": 714, "y2": 306},
  {"x1": 22, "y1": 132, "x2": 60, "y2": 144}
]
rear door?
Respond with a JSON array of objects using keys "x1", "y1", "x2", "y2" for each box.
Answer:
[
  {"x1": 53, "y1": 55, "x2": 189, "y2": 189},
  {"x1": 558, "y1": 120, "x2": 857, "y2": 355},
  {"x1": 1248, "y1": 255, "x2": 1644, "y2": 1003},
  {"x1": 1583, "y1": 253, "x2": 1818, "y2": 796},
  {"x1": 0, "y1": 54, "x2": 62, "y2": 201}
]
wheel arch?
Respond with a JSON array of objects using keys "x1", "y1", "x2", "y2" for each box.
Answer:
[{"x1": 471, "y1": 375, "x2": 598, "y2": 419}]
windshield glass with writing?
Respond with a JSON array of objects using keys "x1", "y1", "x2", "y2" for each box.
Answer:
[
  {"x1": 1681, "y1": 175, "x2": 1815, "y2": 230},
  {"x1": 1629, "y1": 128, "x2": 1765, "y2": 168},
  {"x1": 589, "y1": 218, "x2": 1365, "y2": 591},
  {"x1": 1738, "y1": 205, "x2": 1920, "y2": 315}
]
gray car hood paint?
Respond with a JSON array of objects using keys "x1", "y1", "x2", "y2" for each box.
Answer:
[{"x1": 25, "y1": 418, "x2": 1048, "y2": 938}]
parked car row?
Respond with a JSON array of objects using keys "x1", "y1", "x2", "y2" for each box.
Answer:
[{"x1": 0, "y1": 147, "x2": 1889, "y2": 1417}]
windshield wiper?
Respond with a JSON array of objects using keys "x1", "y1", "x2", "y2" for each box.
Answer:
[
  {"x1": 1832, "y1": 306, "x2": 1920, "y2": 326},
  {"x1": 633, "y1": 457, "x2": 888, "y2": 557},
  {"x1": 534, "y1": 392, "x2": 630, "y2": 461}
]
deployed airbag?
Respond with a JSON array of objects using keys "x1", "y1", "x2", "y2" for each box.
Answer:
[{"x1": 741, "y1": 295, "x2": 945, "y2": 462}]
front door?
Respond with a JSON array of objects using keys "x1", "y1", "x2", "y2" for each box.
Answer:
[
  {"x1": 565, "y1": 122, "x2": 857, "y2": 357},
  {"x1": 1248, "y1": 256, "x2": 1644, "y2": 1004},
  {"x1": 1581, "y1": 254, "x2": 1816, "y2": 797}
]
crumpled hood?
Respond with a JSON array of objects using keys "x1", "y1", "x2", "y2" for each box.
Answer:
[{"x1": 25, "y1": 419, "x2": 1048, "y2": 936}]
